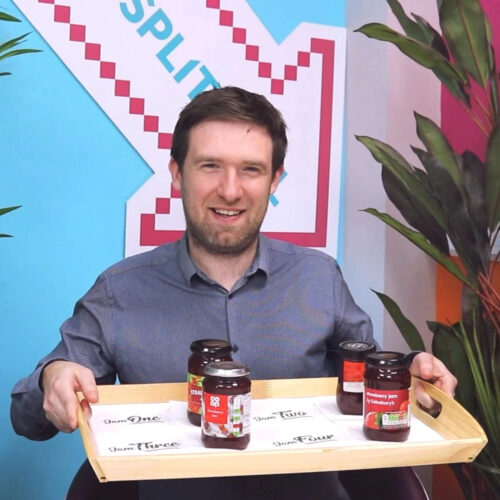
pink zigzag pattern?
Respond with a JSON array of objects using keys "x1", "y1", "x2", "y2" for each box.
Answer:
[
  {"x1": 205, "y1": 0, "x2": 311, "y2": 95},
  {"x1": 37, "y1": 0, "x2": 323, "y2": 229}
]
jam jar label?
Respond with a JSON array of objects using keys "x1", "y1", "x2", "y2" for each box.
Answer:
[
  {"x1": 364, "y1": 388, "x2": 410, "y2": 430},
  {"x1": 342, "y1": 360, "x2": 365, "y2": 393},
  {"x1": 202, "y1": 392, "x2": 251, "y2": 438},
  {"x1": 187, "y1": 373, "x2": 204, "y2": 415}
]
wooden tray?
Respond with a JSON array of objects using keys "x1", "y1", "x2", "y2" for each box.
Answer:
[{"x1": 77, "y1": 377, "x2": 487, "y2": 482}]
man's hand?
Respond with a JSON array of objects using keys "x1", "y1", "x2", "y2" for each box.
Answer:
[
  {"x1": 409, "y1": 352, "x2": 457, "y2": 412},
  {"x1": 41, "y1": 360, "x2": 98, "y2": 433}
]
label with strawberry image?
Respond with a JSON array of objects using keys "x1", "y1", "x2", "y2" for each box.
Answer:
[
  {"x1": 202, "y1": 392, "x2": 251, "y2": 438},
  {"x1": 187, "y1": 373, "x2": 204, "y2": 415},
  {"x1": 364, "y1": 388, "x2": 410, "y2": 430}
]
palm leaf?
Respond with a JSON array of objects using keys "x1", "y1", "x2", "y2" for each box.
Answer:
[
  {"x1": 0, "y1": 11, "x2": 21, "y2": 22},
  {"x1": 363, "y1": 208, "x2": 473, "y2": 286},
  {"x1": 439, "y1": 0, "x2": 493, "y2": 88},
  {"x1": 459, "y1": 151, "x2": 490, "y2": 260},
  {"x1": 382, "y1": 166, "x2": 450, "y2": 254},
  {"x1": 412, "y1": 14, "x2": 470, "y2": 104},
  {"x1": 0, "y1": 32, "x2": 30, "y2": 55},
  {"x1": 0, "y1": 205, "x2": 21, "y2": 216},
  {"x1": 0, "y1": 48, "x2": 41, "y2": 62},
  {"x1": 357, "y1": 135, "x2": 448, "y2": 230},
  {"x1": 486, "y1": 123, "x2": 500, "y2": 233},
  {"x1": 386, "y1": 0, "x2": 427, "y2": 43},
  {"x1": 429, "y1": 321, "x2": 476, "y2": 414},
  {"x1": 355, "y1": 22, "x2": 467, "y2": 83},
  {"x1": 415, "y1": 113, "x2": 463, "y2": 190},
  {"x1": 413, "y1": 148, "x2": 487, "y2": 276},
  {"x1": 373, "y1": 290, "x2": 426, "y2": 351}
]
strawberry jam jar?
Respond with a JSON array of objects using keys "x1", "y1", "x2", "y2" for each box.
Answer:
[
  {"x1": 201, "y1": 361, "x2": 251, "y2": 450},
  {"x1": 336, "y1": 341, "x2": 376, "y2": 415},
  {"x1": 187, "y1": 339, "x2": 232, "y2": 426},
  {"x1": 363, "y1": 351, "x2": 411, "y2": 442}
]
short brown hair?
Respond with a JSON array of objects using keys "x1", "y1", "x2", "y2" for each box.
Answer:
[{"x1": 171, "y1": 86, "x2": 287, "y2": 174}]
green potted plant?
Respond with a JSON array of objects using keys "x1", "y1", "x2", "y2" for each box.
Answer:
[
  {"x1": 356, "y1": 0, "x2": 499, "y2": 498},
  {"x1": 1, "y1": 7, "x2": 40, "y2": 236}
]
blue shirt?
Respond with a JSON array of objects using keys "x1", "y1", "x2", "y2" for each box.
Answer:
[{"x1": 11, "y1": 235, "x2": 373, "y2": 498}]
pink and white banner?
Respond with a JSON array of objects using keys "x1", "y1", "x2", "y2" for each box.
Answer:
[{"x1": 14, "y1": 0, "x2": 346, "y2": 258}]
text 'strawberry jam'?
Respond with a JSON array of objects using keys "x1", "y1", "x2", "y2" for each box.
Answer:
[
  {"x1": 187, "y1": 339, "x2": 232, "y2": 426},
  {"x1": 336, "y1": 341, "x2": 377, "y2": 415},
  {"x1": 201, "y1": 361, "x2": 251, "y2": 450},
  {"x1": 363, "y1": 351, "x2": 411, "y2": 442}
]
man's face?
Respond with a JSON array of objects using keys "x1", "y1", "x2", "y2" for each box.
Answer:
[{"x1": 169, "y1": 120, "x2": 283, "y2": 255}]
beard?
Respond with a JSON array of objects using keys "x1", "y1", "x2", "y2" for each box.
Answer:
[{"x1": 183, "y1": 203, "x2": 265, "y2": 256}]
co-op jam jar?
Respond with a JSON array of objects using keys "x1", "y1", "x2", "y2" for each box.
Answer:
[
  {"x1": 336, "y1": 341, "x2": 376, "y2": 415},
  {"x1": 187, "y1": 339, "x2": 232, "y2": 426},
  {"x1": 363, "y1": 351, "x2": 411, "y2": 442},
  {"x1": 201, "y1": 361, "x2": 251, "y2": 450}
]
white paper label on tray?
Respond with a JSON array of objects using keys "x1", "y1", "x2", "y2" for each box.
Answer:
[
  {"x1": 89, "y1": 402, "x2": 189, "y2": 456},
  {"x1": 88, "y1": 397, "x2": 445, "y2": 457}
]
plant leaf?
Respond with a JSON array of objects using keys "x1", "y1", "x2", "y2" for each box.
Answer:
[
  {"x1": 386, "y1": 0, "x2": 427, "y2": 43},
  {"x1": 382, "y1": 166, "x2": 450, "y2": 254},
  {"x1": 415, "y1": 113, "x2": 463, "y2": 190},
  {"x1": 0, "y1": 48, "x2": 41, "y2": 61},
  {"x1": 0, "y1": 205, "x2": 21, "y2": 216},
  {"x1": 0, "y1": 11, "x2": 21, "y2": 22},
  {"x1": 412, "y1": 14, "x2": 470, "y2": 105},
  {"x1": 363, "y1": 208, "x2": 473, "y2": 286},
  {"x1": 429, "y1": 321, "x2": 476, "y2": 415},
  {"x1": 459, "y1": 151, "x2": 489, "y2": 259},
  {"x1": 413, "y1": 147, "x2": 487, "y2": 276},
  {"x1": 439, "y1": 0, "x2": 493, "y2": 88},
  {"x1": 356, "y1": 135, "x2": 448, "y2": 230},
  {"x1": 355, "y1": 23, "x2": 467, "y2": 83},
  {"x1": 373, "y1": 290, "x2": 426, "y2": 351},
  {"x1": 486, "y1": 123, "x2": 500, "y2": 232},
  {"x1": 412, "y1": 14, "x2": 449, "y2": 58},
  {"x1": 0, "y1": 32, "x2": 29, "y2": 55}
]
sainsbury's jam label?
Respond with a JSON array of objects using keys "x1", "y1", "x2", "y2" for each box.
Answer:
[
  {"x1": 364, "y1": 388, "x2": 410, "y2": 430},
  {"x1": 342, "y1": 360, "x2": 365, "y2": 393},
  {"x1": 202, "y1": 392, "x2": 251, "y2": 438},
  {"x1": 187, "y1": 372, "x2": 204, "y2": 415}
]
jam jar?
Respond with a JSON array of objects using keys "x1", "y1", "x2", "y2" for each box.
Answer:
[
  {"x1": 363, "y1": 351, "x2": 411, "y2": 442},
  {"x1": 187, "y1": 339, "x2": 232, "y2": 426},
  {"x1": 201, "y1": 361, "x2": 251, "y2": 450},
  {"x1": 336, "y1": 341, "x2": 376, "y2": 415}
]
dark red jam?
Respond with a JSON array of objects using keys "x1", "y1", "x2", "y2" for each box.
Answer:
[
  {"x1": 336, "y1": 341, "x2": 376, "y2": 415},
  {"x1": 187, "y1": 339, "x2": 232, "y2": 426},
  {"x1": 363, "y1": 351, "x2": 411, "y2": 442},
  {"x1": 201, "y1": 361, "x2": 251, "y2": 450}
]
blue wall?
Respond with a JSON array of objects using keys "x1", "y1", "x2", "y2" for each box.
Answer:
[{"x1": 1, "y1": 1, "x2": 344, "y2": 498}]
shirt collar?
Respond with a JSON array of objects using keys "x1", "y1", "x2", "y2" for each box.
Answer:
[{"x1": 178, "y1": 233, "x2": 271, "y2": 286}]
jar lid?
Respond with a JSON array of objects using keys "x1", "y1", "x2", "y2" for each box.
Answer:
[
  {"x1": 189, "y1": 339, "x2": 232, "y2": 355},
  {"x1": 339, "y1": 341, "x2": 377, "y2": 361},
  {"x1": 366, "y1": 351, "x2": 408, "y2": 367},
  {"x1": 204, "y1": 361, "x2": 250, "y2": 378}
]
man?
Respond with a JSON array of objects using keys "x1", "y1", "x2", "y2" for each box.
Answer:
[{"x1": 11, "y1": 86, "x2": 456, "y2": 499}]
